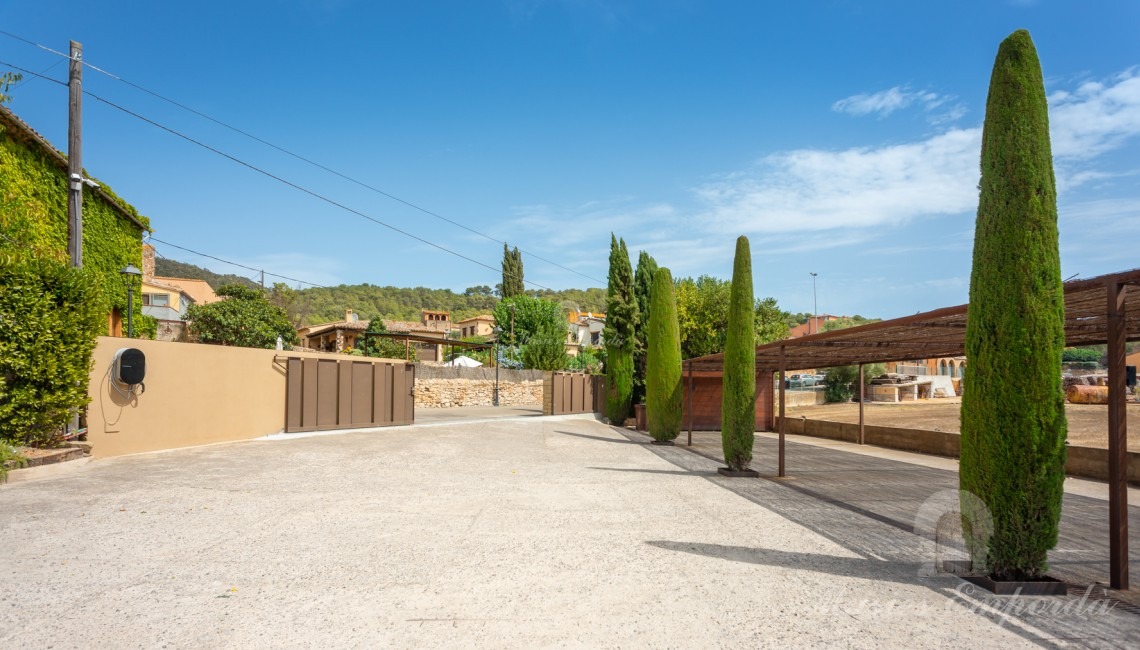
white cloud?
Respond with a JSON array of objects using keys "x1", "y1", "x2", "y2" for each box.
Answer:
[
  {"x1": 832, "y1": 86, "x2": 955, "y2": 119},
  {"x1": 694, "y1": 127, "x2": 982, "y2": 234},
  {"x1": 1049, "y1": 68, "x2": 1140, "y2": 159},
  {"x1": 698, "y1": 68, "x2": 1140, "y2": 239}
]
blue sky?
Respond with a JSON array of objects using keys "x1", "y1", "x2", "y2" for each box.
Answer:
[{"x1": 2, "y1": 1, "x2": 1138, "y2": 319}]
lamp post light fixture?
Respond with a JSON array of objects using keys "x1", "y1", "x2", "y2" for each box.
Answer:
[
  {"x1": 810, "y1": 272, "x2": 818, "y2": 335},
  {"x1": 120, "y1": 264, "x2": 142, "y2": 338}
]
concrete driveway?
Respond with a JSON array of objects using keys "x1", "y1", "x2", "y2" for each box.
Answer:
[{"x1": 2, "y1": 416, "x2": 1136, "y2": 648}]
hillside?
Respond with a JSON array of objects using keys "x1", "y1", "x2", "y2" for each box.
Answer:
[
  {"x1": 154, "y1": 258, "x2": 607, "y2": 326},
  {"x1": 154, "y1": 258, "x2": 261, "y2": 291}
]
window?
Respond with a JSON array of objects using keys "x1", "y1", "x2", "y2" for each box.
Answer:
[{"x1": 143, "y1": 293, "x2": 169, "y2": 307}]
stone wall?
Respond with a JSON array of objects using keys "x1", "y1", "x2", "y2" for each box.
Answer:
[{"x1": 414, "y1": 365, "x2": 546, "y2": 408}]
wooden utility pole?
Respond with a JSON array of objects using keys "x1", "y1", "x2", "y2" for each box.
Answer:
[
  {"x1": 67, "y1": 40, "x2": 83, "y2": 268},
  {"x1": 261, "y1": 270, "x2": 265, "y2": 289}
]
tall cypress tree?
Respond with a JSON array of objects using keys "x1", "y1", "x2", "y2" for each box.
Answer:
[
  {"x1": 721, "y1": 236, "x2": 755, "y2": 472},
  {"x1": 632, "y1": 250, "x2": 659, "y2": 404},
  {"x1": 647, "y1": 267, "x2": 681, "y2": 442},
  {"x1": 960, "y1": 30, "x2": 1066, "y2": 580},
  {"x1": 604, "y1": 234, "x2": 638, "y2": 424},
  {"x1": 501, "y1": 244, "x2": 524, "y2": 298}
]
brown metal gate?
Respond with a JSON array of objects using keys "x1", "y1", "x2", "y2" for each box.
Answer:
[
  {"x1": 544, "y1": 372, "x2": 606, "y2": 415},
  {"x1": 285, "y1": 357, "x2": 415, "y2": 433}
]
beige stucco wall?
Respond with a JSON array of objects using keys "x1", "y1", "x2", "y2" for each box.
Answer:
[{"x1": 85, "y1": 337, "x2": 385, "y2": 458}]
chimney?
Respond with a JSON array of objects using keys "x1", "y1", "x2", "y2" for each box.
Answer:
[
  {"x1": 142, "y1": 243, "x2": 156, "y2": 282},
  {"x1": 345, "y1": 309, "x2": 355, "y2": 323}
]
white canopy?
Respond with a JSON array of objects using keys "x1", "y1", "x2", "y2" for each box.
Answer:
[{"x1": 444, "y1": 355, "x2": 483, "y2": 367}]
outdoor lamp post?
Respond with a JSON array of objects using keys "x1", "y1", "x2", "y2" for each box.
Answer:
[
  {"x1": 810, "y1": 272, "x2": 818, "y2": 334},
  {"x1": 120, "y1": 264, "x2": 142, "y2": 338}
]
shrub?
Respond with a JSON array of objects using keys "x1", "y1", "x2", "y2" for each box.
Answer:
[
  {"x1": 1, "y1": 441, "x2": 28, "y2": 483},
  {"x1": 0, "y1": 257, "x2": 107, "y2": 446},
  {"x1": 960, "y1": 30, "x2": 1067, "y2": 580},
  {"x1": 647, "y1": 267, "x2": 682, "y2": 441},
  {"x1": 521, "y1": 320, "x2": 570, "y2": 371},
  {"x1": 721, "y1": 236, "x2": 755, "y2": 471},
  {"x1": 184, "y1": 284, "x2": 298, "y2": 349}
]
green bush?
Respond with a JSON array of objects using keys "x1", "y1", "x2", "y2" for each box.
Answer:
[
  {"x1": 960, "y1": 30, "x2": 1067, "y2": 580},
  {"x1": 521, "y1": 320, "x2": 569, "y2": 371},
  {"x1": 1, "y1": 441, "x2": 28, "y2": 483},
  {"x1": 0, "y1": 256, "x2": 107, "y2": 446},
  {"x1": 822, "y1": 366, "x2": 858, "y2": 403},
  {"x1": 184, "y1": 285, "x2": 298, "y2": 349},
  {"x1": 721, "y1": 236, "x2": 755, "y2": 471},
  {"x1": 647, "y1": 267, "x2": 682, "y2": 441}
]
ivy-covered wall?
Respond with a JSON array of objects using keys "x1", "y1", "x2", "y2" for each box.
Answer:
[{"x1": 0, "y1": 114, "x2": 151, "y2": 325}]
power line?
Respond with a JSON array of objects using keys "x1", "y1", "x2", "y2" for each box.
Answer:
[
  {"x1": 0, "y1": 30, "x2": 606, "y2": 285},
  {"x1": 148, "y1": 236, "x2": 329, "y2": 289},
  {"x1": 0, "y1": 58, "x2": 552, "y2": 292}
]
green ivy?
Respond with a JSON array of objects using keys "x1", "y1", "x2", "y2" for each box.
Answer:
[{"x1": 0, "y1": 119, "x2": 150, "y2": 323}]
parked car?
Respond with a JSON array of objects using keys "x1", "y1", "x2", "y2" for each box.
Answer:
[{"x1": 785, "y1": 373, "x2": 817, "y2": 389}]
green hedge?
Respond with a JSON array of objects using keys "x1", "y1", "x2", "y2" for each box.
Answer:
[{"x1": 0, "y1": 256, "x2": 107, "y2": 446}]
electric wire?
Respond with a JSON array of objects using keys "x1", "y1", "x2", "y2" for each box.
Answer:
[
  {"x1": 0, "y1": 30, "x2": 606, "y2": 285},
  {"x1": 0, "y1": 59, "x2": 554, "y2": 292},
  {"x1": 148, "y1": 237, "x2": 329, "y2": 289}
]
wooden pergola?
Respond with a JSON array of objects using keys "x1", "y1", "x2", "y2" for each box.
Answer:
[{"x1": 686, "y1": 267, "x2": 1140, "y2": 590}]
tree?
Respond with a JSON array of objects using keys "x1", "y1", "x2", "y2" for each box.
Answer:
[
  {"x1": 604, "y1": 235, "x2": 638, "y2": 423},
  {"x1": 647, "y1": 267, "x2": 682, "y2": 442},
  {"x1": 521, "y1": 319, "x2": 569, "y2": 370},
  {"x1": 267, "y1": 282, "x2": 312, "y2": 329},
  {"x1": 361, "y1": 317, "x2": 407, "y2": 360},
  {"x1": 501, "y1": 244, "x2": 525, "y2": 299},
  {"x1": 960, "y1": 30, "x2": 1067, "y2": 581},
  {"x1": 184, "y1": 285, "x2": 298, "y2": 349},
  {"x1": 721, "y1": 236, "x2": 755, "y2": 472},
  {"x1": 492, "y1": 295, "x2": 562, "y2": 345},
  {"x1": 821, "y1": 363, "x2": 886, "y2": 403},
  {"x1": 0, "y1": 72, "x2": 22, "y2": 104},
  {"x1": 632, "y1": 250, "x2": 658, "y2": 404},
  {"x1": 675, "y1": 275, "x2": 788, "y2": 359}
]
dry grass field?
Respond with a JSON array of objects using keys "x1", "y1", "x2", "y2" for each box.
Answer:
[{"x1": 786, "y1": 399, "x2": 1140, "y2": 450}]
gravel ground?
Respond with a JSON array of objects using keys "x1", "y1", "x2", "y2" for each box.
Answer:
[
  {"x1": 2, "y1": 415, "x2": 1136, "y2": 648},
  {"x1": 787, "y1": 400, "x2": 1140, "y2": 450}
]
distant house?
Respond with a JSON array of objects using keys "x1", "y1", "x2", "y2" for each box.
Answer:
[
  {"x1": 456, "y1": 314, "x2": 495, "y2": 339},
  {"x1": 297, "y1": 309, "x2": 454, "y2": 361},
  {"x1": 566, "y1": 311, "x2": 605, "y2": 357},
  {"x1": 0, "y1": 104, "x2": 151, "y2": 334},
  {"x1": 138, "y1": 244, "x2": 219, "y2": 341}
]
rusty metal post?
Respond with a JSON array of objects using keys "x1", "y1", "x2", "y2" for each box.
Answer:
[
  {"x1": 778, "y1": 345, "x2": 786, "y2": 478},
  {"x1": 1107, "y1": 281, "x2": 1129, "y2": 590},
  {"x1": 858, "y1": 364, "x2": 865, "y2": 445},
  {"x1": 687, "y1": 361, "x2": 694, "y2": 446}
]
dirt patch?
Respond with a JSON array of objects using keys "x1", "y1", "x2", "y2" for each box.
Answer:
[{"x1": 786, "y1": 399, "x2": 1140, "y2": 451}]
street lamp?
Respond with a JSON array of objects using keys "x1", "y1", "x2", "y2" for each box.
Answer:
[
  {"x1": 120, "y1": 264, "x2": 142, "y2": 338},
  {"x1": 810, "y1": 272, "x2": 818, "y2": 335}
]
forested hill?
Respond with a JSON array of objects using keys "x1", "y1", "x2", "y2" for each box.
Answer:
[
  {"x1": 154, "y1": 258, "x2": 261, "y2": 290},
  {"x1": 153, "y1": 258, "x2": 606, "y2": 325},
  {"x1": 298, "y1": 285, "x2": 607, "y2": 325}
]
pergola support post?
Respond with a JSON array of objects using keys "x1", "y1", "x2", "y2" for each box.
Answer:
[
  {"x1": 1107, "y1": 281, "x2": 1129, "y2": 590},
  {"x1": 858, "y1": 363, "x2": 865, "y2": 445},
  {"x1": 778, "y1": 345, "x2": 786, "y2": 478},
  {"x1": 686, "y1": 361, "x2": 694, "y2": 446}
]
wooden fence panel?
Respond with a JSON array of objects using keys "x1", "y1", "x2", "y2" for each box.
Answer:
[{"x1": 545, "y1": 373, "x2": 606, "y2": 415}]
